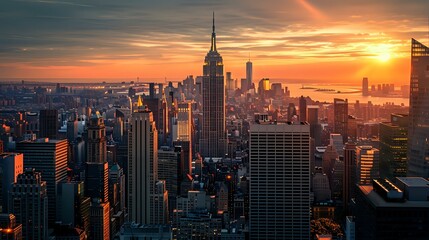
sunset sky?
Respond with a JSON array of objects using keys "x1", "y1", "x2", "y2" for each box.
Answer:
[{"x1": 1, "y1": 0, "x2": 428, "y2": 84}]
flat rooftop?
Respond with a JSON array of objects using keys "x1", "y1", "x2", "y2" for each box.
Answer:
[
  {"x1": 396, "y1": 177, "x2": 429, "y2": 187},
  {"x1": 359, "y1": 185, "x2": 429, "y2": 208}
]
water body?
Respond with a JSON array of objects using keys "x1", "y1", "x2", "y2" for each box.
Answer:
[{"x1": 284, "y1": 83, "x2": 409, "y2": 106}]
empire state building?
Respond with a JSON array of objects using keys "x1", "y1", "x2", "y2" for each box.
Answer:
[{"x1": 199, "y1": 13, "x2": 227, "y2": 158}]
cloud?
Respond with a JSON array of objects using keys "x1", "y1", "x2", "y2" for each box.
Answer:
[{"x1": 0, "y1": 0, "x2": 428, "y2": 80}]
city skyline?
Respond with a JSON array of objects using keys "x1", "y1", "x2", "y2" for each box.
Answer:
[{"x1": 1, "y1": 0, "x2": 429, "y2": 84}]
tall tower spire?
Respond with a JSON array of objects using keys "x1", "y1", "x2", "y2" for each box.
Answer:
[{"x1": 210, "y1": 12, "x2": 217, "y2": 52}]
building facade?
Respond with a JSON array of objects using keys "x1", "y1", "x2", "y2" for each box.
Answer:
[
  {"x1": 0, "y1": 153, "x2": 23, "y2": 213},
  {"x1": 16, "y1": 138, "x2": 68, "y2": 227},
  {"x1": 356, "y1": 146, "x2": 379, "y2": 185},
  {"x1": 86, "y1": 111, "x2": 107, "y2": 163},
  {"x1": 407, "y1": 38, "x2": 429, "y2": 178},
  {"x1": 334, "y1": 98, "x2": 348, "y2": 143},
  {"x1": 249, "y1": 122, "x2": 310, "y2": 239},
  {"x1": 199, "y1": 14, "x2": 227, "y2": 158},
  {"x1": 9, "y1": 169, "x2": 48, "y2": 240},
  {"x1": 128, "y1": 101, "x2": 158, "y2": 224},
  {"x1": 379, "y1": 114, "x2": 408, "y2": 179}
]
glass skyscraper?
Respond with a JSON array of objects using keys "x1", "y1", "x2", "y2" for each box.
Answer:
[{"x1": 407, "y1": 39, "x2": 429, "y2": 178}]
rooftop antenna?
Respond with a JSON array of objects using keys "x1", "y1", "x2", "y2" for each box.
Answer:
[{"x1": 248, "y1": 52, "x2": 250, "y2": 61}]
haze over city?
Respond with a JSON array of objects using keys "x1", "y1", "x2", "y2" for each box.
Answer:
[{"x1": 1, "y1": 0, "x2": 429, "y2": 84}]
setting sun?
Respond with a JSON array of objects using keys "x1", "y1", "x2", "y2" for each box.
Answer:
[
  {"x1": 378, "y1": 52, "x2": 391, "y2": 62},
  {"x1": 367, "y1": 44, "x2": 393, "y2": 63}
]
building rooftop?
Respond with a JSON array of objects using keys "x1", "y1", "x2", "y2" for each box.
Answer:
[
  {"x1": 396, "y1": 177, "x2": 429, "y2": 187},
  {"x1": 359, "y1": 185, "x2": 429, "y2": 208}
]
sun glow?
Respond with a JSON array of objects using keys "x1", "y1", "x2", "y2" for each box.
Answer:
[
  {"x1": 378, "y1": 53, "x2": 391, "y2": 62},
  {"x1": 367, "y1": 44, "x2": 393, "y2": 62}
]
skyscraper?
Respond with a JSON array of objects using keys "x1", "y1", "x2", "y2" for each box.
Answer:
[
  {"x1": 66, "y1": 113, "x2": 78, "y2": 143},
  {"x1": 249, "y1": 122, "x2": 310, "y2": 239},
  {"x1": 128, "y1": 98, "x2": 158, "y2": 224},
  {"x1": 9, "y1": 169, "x2": 48, "y2": 240},
  {"x1": 16, "y1": 138, "x2": 68, "y2": 227},
  {"x1": 87, "y1": 111, "x2": 106, "y2": 163},
  {"x1": 89, "y1": 199, "x2": 110, "y2": 240},
  {"x1": 334, "y1": 98, "x2": 348, "y2": 143},
  {"x1": 199, "y1": 13, "x2": 227, "y2": 158},
  {"x1": 356, "y1": 146, "x2": 379, "y2": 185},
  {"x1": 407, "y1": 38, "x2": 429, "y2": 178},
  {"x1": 362, "y1": 77, "x2": 369, "y2": 96},
  {"x1": 0, "y1": 153, "x2": 23, "y2": 213},
  {"x1": 39, "y1": 109, "x2": 58, "y2": 139},
  {"x1": 343, "y1": 141, "x2": 356, "y2": 214},
  {"x1": 299, "y1": 95, "x2": 307, "y2": 122},
  {"x1": 56, "y1": 181, "x2": 90, "y2": 236},
  {"x1": 246, "y1": 59, "x2": 253, "y2": 90},
  {"x1": 176, "y1": 102, "x2": 192, "y2": 142},
  {"x1": 379, "y1": 114, "x2": 408, "y2": 178},
  {"x1": 85, "y1": 162, "x2": 109, "y2": 203}
]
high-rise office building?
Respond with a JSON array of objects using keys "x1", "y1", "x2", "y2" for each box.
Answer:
[
  {"x1": 158, "y1": 147, "x2": 181, "y2": 199},
  {"x1": 16, "y1": 138, "x2": 68, "y2": 227},
  {"x1": 355, "y1": 178, "x2": 429, "y2": 240},
  {"x1": 173, "y1": 140, "x2": 191, "y2": 176},
  {"x1": 128, "y1": 99, "x2": 158, "y2": 224},
  {"x1": 39, "y1": 109, "x2": 58, "y2": 139},
  {"x1": 356, "y1": 146, "x2": 379, "y2": 185},
  {"x1": 343, "y1": 141, "x2": 356, "y2": 214},
  {"x1": 0, "y1": 153, "x2": 23, "y2": 213},
  {"x1": 151, "y1": 181, "x2": 169, "y2": 225},
  {"x1": 379, "y1": 114, "x2": 408, "y2": 179},
  {"x1": 226, "y1": 72, "x2": 234, "y2": 91},
  {"x1": 299, "y1": 95, "x2": 307, "y2": 122},
  {"x1": 9, "y1": 169, "x2": 48, "y2": 240},
  {"x1": 176, "y1": 102, "x2": 192, "y2": 142},
  {"x1": 330, "y1": 133, "x2": 344, "y2": 158},
  {"x1": 362, "y1": 77, "x2": 369, "y2": 96},
  {"x1": 199, "y1": 13, "x2": 227, "y2": 158},
  {"x1": 334, "y1": 98, "x2": 348, "y2": 143},
  {"x1": 108, "y1": 163, "x2": 126, "y2": 214},
  {"x1": 307, "y1": 105, "x2": 322, "y2": 146},
  {"x1": 287, "y1": 103, "x2": 297, "y2": 122},
  {"x1": 66, "y1": 113, "x2": 78, "y2": 143},
  {"x1": 57, "y1": 181, "x2": 90, "y2": 236},
  {"x1": 246, "y1": 59, "x2": 253, "y2": 90},
  {"x1": 407, "y1": 39, "x2": 429, "y2": 178},
  {"x1": 87, "y1": 111, "x2": 106, "y2": 163},
  {"x1": 249, "y1": 122, "x2": 310, "y2": 239},
  {"x1": 89, "y1": 199, "x2": 110, "y2": 240},
  {"x1": 85, "y1": 162, "x2": 109, "y2": 203}
]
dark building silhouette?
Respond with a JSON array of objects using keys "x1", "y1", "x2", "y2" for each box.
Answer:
[
  {"x1": 85, "y1": 162, "x2": 109, "y2": 203},
  {"x1": 355, "y1": 178, "x2": 429, "y2": 240},
  {"x1": 379, "y1": 114, "x2": 408, "y2": 179},
  {"x1": 299, "y1": 96, "x2": 307, "y2": 122},
  {"x1": 9, "y1": 169, "x2": 48, "y2": 240},
  {"x1": 39, "y1": 109, "x2": 58, "y2": 139},
  {"x1": 362, "y1": 77, "x2": 369, "y2": 96},
  {"x1": 16, "y1": 138, "x2": 68, "y2": 227},
  {"x1": 334, "y1": 98, "x2": 348, "y2": 143},
  {"x1": 343, "y1": 141, "x2": 356, "y2": 215}
]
